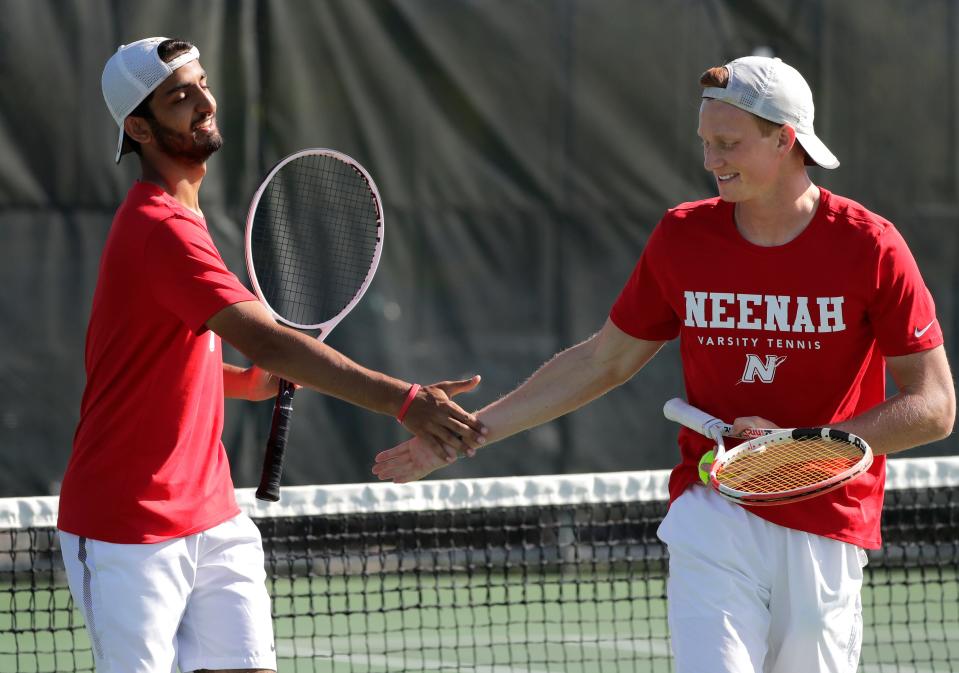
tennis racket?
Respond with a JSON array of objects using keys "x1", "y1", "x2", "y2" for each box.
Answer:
[
  {"x1": 663, "y1": 398, "x2": 873, "y2": 505},
  {"x1": 245, "y1": 148, "x2": 384, "y2": 501}
]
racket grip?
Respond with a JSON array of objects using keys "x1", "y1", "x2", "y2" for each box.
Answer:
[
  {"x1": 663, "y1": 398, "x2": 728, "y2": 440},
  {"x1": 256, "y1": 379, "x2": 297, "y2": 502}
]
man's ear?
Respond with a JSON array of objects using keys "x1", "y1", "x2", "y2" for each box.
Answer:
[
  {"x1": 778, "y1": 124, "x2": 798, "y2": 156},
  {"x1": 124, "y1": 115, "x2": 153, "y2": 146}
]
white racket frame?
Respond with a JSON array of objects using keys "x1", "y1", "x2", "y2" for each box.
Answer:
[
  {"x1": 663, "y1": 398, "x2": 873, "y2": 505},
  {"x1": 244, "y1": 147, "x2": 385, "y2": 334}
]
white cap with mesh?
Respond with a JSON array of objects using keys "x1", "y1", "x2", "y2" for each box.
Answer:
[
  {"x1": 101, "y1": 37, "x2": 200, "y2": 163},
  {"x1": 702, "y1": 56, "x2": 839, "y2": 170}
]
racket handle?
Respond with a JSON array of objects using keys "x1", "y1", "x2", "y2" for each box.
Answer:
[
  {"x1": 256, "y1": 379, "x2": 297, "y2": 502},
  {"x1": 663, "y1": 398, "x2": 729, "y2": 441}
]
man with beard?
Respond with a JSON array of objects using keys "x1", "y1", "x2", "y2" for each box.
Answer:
[{"x1": 57, "y1": 37, "x2": 487, "y2": 673}]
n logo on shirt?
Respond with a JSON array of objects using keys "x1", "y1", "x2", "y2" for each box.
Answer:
[{"x1": 740, "y1": 354, "x2": 787, "y2": 384}]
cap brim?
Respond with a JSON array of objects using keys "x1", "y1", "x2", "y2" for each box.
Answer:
[
  {"x1": 114, "y1": 125, "x2": 125, "y2": 164},
  {"x1": 113, "y1": 125, "x2": 137, "y2": 164},
  {"x1": 795, "y1": 131, "x2": 839, "y2": 169}
]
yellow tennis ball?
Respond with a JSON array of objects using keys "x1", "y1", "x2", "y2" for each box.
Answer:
[{"x1": 698, "y1": 449, "x2": 715, "y2": 485}]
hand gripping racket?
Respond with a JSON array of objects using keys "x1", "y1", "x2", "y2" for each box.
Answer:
[
  {"x1": 663, "y1": 398, "x2": 873, "y2": 506},
  {"x1": 246, "y1": 149, "x2": 384, "y2": 501}
]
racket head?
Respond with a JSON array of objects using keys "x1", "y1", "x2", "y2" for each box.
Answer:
[
  {"x1": 712, "y1": 428, "x2": 873, "y2": 505},
  {"x1": 244, "y1": 148, "x2": 385, "y2": 332}
]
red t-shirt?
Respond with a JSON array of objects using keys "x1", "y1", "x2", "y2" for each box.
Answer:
[
  {"x1": 610, "y1": 188, "x2": 942, "y2": 549},
  {"x1": 58, "y1": 182, "x2": 257, "y2": 543}
]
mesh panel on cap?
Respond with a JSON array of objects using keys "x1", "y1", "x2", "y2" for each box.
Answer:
[
  {"x1": 102, "y1": 72, "x2": 140, "y2": 122},
  {"x1": 120, "y1": 48, "x2": 167, "y2": 91}
]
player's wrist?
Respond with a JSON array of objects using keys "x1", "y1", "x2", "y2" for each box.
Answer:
[{"x1": 396, "y1": 383, "x2": 421, "y2": 422}]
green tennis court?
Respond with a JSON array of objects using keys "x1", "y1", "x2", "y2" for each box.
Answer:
[
  {"x1": 271, "y1": 572, "x2": 670, "y2": 672},
  {"x1": 1, "y1": 567, "x2": 956, "y2": 672}
]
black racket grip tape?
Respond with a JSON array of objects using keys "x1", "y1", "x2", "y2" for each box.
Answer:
[{"x1": 256, "y1": 379, "x2": 297, "y2": 501}]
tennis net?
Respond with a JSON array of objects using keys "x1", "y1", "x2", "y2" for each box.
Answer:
[{"x1": 1, "y1": 455, "x2": 956, "y2": 672}]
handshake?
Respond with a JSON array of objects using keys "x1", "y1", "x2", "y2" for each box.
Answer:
[{"x1": 373, "y1": 374, "x2": 490, "y2": 484}]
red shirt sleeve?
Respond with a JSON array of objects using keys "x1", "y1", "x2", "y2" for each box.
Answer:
[
  {"x1": 144, "y1": 216, "x2": 257, "y2": 334},
  {"x1": 609, "y1": 220, "x2": 681, "y2": 341},
  {"x1": 868, "y1": 225, "x2": 942, "y2": 356}
]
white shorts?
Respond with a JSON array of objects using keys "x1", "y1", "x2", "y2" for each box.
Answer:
[
  {"x1": 658, "y1": 485, "x2": 866, "y2": 673},
  {"x1": 59, "y1": 513, "x2": 276, "y2": 673}
]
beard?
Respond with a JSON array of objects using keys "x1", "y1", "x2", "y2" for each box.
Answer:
[{"x1": 147, "y1": 115, "x2": 223, "y2": 165}]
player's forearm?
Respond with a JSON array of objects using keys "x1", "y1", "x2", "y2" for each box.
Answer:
[
  {"x1": 208, "y1": 301, "x2": 410, "y2": 415},
  {"x1": 836, "y1": 347, "x2": 955, "y2": 455},
  {"x1": 475, "y1": 336, "x2": 651, "y2": 446},
  {"x1": 837, "y1": 388, "x2": 954, "y2": 456},
  {"x1": 474, "y1": 326, "x2": 665, "y2": 447},
  {"x1": 246, "y1": 326, "x2": 409, "y2": 416},
  {"x1": 477, "y1": 353, "x2": 613, "y2": 444}
]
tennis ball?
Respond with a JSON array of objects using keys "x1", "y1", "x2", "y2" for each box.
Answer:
[{"x1": 698, "y1": 449, "x2": 715, "y2": 485}]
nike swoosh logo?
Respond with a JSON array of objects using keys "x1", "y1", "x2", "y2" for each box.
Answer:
[{"x1": 914, "y1": 320, "x2": 936, "y2": 338}]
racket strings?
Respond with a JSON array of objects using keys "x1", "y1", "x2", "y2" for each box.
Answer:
[
  {"x1": 717, "y1": 437, "x2": 863, "y2": 494},
  {"x1": 251, "y1": 154, "x2": 381, "y2": 326}
]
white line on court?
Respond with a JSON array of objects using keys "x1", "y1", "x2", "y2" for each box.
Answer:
[
  {"x1": 277, "y1": 641, "x2": 552, "y2": 673},
  {"x1": 276, "y1": 631, "x2": 673, "y2": 671}
]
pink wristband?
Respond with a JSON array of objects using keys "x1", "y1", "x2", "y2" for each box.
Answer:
[{"x1": 396, "y1": 384, "x2": 421, "y2": 423}]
